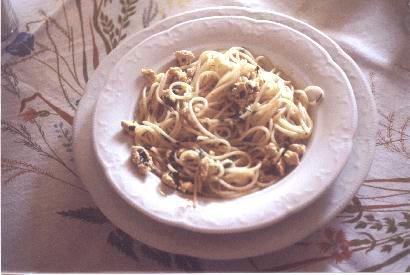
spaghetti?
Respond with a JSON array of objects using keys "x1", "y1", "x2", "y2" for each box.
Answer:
[{"x1": 121, "y1": 47, "x2": 324, "y2": 203}]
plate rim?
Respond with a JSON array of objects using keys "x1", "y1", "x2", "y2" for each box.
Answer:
[{"x1": 73, "y1": 6, "x2": 376, "y2": 259}]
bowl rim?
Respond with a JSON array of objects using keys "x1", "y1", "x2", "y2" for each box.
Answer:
[{"x1": 92, "y1": 15, "x2": 358, "y2": 234}]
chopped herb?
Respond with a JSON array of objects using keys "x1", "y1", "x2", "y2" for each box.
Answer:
[
  {"x1": 198, "y1": 148, "x2": 205, "y2": 158},
  {"x1": 139, "y1": 150, "x2": 149, "y2": 164},
  {"x1": 255, "y1": 65, "x2": 260, "y2": 72}
]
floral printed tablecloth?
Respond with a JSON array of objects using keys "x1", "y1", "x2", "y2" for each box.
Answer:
[{"x1": 2, "y1": 0, "x2": 410, "y2": 272}]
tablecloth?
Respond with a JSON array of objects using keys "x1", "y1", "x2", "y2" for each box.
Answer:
[{"x1": 1, "y1": 0, "x2": 410, "y2": 272}]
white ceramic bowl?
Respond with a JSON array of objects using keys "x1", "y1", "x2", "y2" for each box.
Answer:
[{"x1": 92, "y1": 16, "x2": 358, "y2": 234}]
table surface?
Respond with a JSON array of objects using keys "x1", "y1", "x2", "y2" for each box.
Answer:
[{"x1": 2, "y1": 0, "x2": 410, "y2": 272}]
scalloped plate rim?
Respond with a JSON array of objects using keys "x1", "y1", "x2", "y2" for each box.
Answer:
[{"x1": 73, "y1": 6, "x2": 376, "y2": 259}]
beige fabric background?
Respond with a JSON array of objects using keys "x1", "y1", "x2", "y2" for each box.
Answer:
[{"x1": 1, "y1": 0, "x2": 410, "y2": 272}]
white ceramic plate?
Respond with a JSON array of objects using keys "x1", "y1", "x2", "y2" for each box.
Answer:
[
  {"x1": 92, "y1": 16, "x2": 357, "y2": 233},
  {"x1": 74, "y1": 7, "x2": 376, "y2": 259}
]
